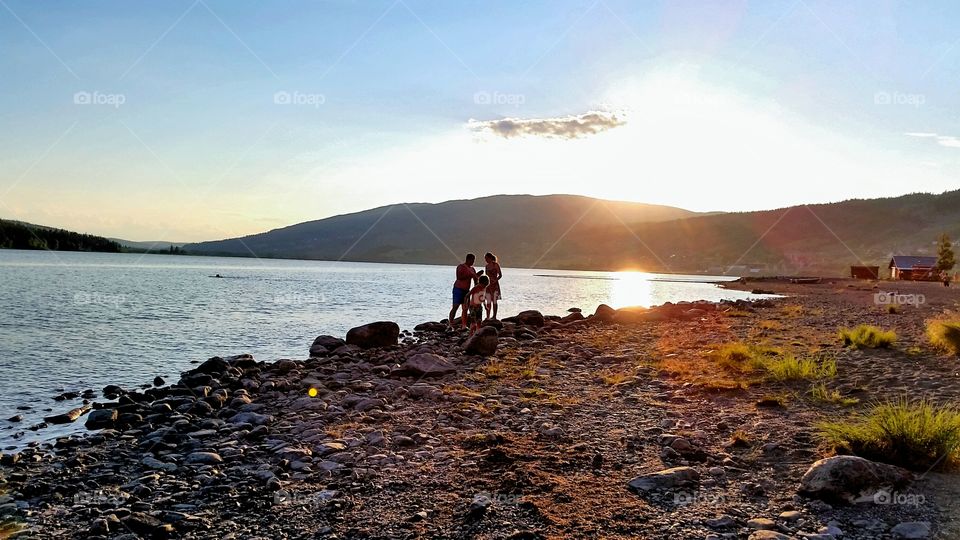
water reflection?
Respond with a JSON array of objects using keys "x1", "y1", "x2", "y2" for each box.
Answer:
[{"x1": 610, "y1": 271, "x2": 654, "y2": 308}]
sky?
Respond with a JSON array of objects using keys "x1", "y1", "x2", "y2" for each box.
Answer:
[{"x1": 2, "y1": 0, "x2": 960, "y2": 242}]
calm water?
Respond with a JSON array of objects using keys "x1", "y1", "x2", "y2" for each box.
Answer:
[{"x1": 0, "y1": 250, "x2": 772, "y2": 448}]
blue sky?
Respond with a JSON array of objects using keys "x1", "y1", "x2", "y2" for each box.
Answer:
[{"x1": 2, "y1": 0, "x2": 960, "y2": 241}]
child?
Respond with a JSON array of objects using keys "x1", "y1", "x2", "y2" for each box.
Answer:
[
  {"x1": 465, "y1": 275, "x2": 489, "y2": 335},
  {"x1": 483, "y1": 252, "x2": 502, "y2": 320}
]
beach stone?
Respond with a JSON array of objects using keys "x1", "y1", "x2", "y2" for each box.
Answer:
[
  {"x1": 469, "y1": 493, "x2": 491, "y2": 518},
  {"x1": 407, "y1": 383, "x2": 441, "y2": 399},
  {"x1": 346, "y1": 321, "x2": 400, "y2": 349},
  {"x1": 153, "y1": 376, "x2": 165, "y2": 387},
  {"x1": 464, "y1": 326, "x2": 498, "y2": 356},
  {"x1": 84, "y1": 408, "x2": 118, "y2": 430},
  {"x1": 626, "y1": 466, "x2": 699, "y2": 492},
  {"x1": 398, "y1": 353, "x2": 456, "y2": 377},
  {"x1": 516, "y1": 310, "x2": 545, "y2": 328},
  {"x1": 779, "y1": 511, "x2": 802, "y2": 522},
  {"x1": 705, "y1": 516, "x2": 735, "y2": 529},
  {"x1": 748, "y1": 532, "x2": 793, "y2": 540},
  {"x1": 594, "y1": 304, "x2": 616, "y2": 322},
  {"x1": 414, "y1": 321, "x2": 446, "y2": 332},
  {"x1": 799, "y1": 456, "x2": 912, "y2": 503},
  {"x1": 122, "y1": 512, "x2": 163, "y2": 536},
  {"x1": 142, "y1": 456, "x2": 177, "y2": 472},
  {"x1": 180, "y1": 372, "x2": 213, "y2": 387},
  {"x1": 44, "y1": 405, "x2": 90, "y2": 424},
  {"x1": 891, "y1": 522, "x2": 930, "y2": 539},
  {"x1": 560, "y1": 311, "x2": 585, "y2": 323},
  {"x1": 229, "y1": 412, "x2": 272, "y2": 426},
  {"x1": 7, "y1": 415, "x2": 21, "y2": 423},
  {"x1": 193, "y1": 356, "x2": 229, "y2": 375},
  {"x1": 310, "y1": 335, "x2": 346, "y2": 356},
  {"x1": 185, "y1": 452, "x2": 223, "y2": 465},
  {"x1": 747, "y1": 518, "x2": 776, "y2": 530},
  {"x1": 613, "y1": 307, "x2": 650, "y2": 324},
  {"x1": 102, "y1": 384, "x2": 123, "y2": 397}
]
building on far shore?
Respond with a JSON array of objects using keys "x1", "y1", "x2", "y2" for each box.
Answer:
[
  {"x1": 888, "y1": 255, "x2": 938, "y2": 280},
  {"x1": 850, "y1": 265, "x2": 880, "y2": 279}
]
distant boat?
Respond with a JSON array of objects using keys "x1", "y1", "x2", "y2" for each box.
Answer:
[{"x1": 789, "y1": 277, "x2": 821, "y2": 284}]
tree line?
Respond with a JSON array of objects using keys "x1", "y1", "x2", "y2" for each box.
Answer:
[{"x1": 0, "y1": 220, "x2": 123, "y2": 252}]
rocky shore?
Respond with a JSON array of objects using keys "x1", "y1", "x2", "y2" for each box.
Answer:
[{"x1": 2, "y1": 279, "x2": 959, "y2": 539}]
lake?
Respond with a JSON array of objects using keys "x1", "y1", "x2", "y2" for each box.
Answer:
[{"x1": 0, "y1": 249, "x2": 772, "y2": 448}]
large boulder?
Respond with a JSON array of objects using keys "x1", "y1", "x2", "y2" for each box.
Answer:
[
  {"x1": 84, "y1": 408, "x2": 118, "y2": 430},
  {"x1": 593, "y1": 304, "x2": 616, "y2": 322},
  {"x1": 516, "y1": 310, "x2": 545, "y2": 328},
  {"x1": 627, "y1": 466, "x2": 700, "y2": 492},
  {"x1": 560, "y1": 312, "x2": 585, "y2": 324},
  {"x1": 612, "y1": 307, "x2": 654, "y2": 324},
  {"x1": 398, "y1": 353, "x2": 456, "y2": 377},
  {"x1": 310, "y1": 335, "x2": 346, "y2": 356},
  {"x1": 414, "y1": 321, "x2": 447, "y2": 333},
  {"x1": 192, "y1": 356, "x2": 229, "y2": 375},
  {"x1": 798, "y1": 456, "x2": 912, "y2": 503},
  {"x1": 346, "y1": 321, "x2": 400, "y2": 349},
  {"x1": 465, "y1": 326, "x2": 498, "y2": 356}
]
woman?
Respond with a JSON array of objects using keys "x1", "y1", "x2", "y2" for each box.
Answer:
[{"x1": 483, "y1": 252, "x2": 503, "y2": 320}]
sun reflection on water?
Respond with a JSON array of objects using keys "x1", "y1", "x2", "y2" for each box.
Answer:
[{"x1": 610, "y1": 271, "x2": 654, "y2": 308}]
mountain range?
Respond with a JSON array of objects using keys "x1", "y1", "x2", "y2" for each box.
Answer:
[{"x1": 184, "y1": 191, "x2": 960, "y2": 274}]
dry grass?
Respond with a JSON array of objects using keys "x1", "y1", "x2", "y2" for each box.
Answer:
[
  {"x1": 765, "y1": 353, "x2": 837, "y2": 381},
  {"x1": 838, "y1": 325, "x2": 897, "y2": 349},
  {"x1": 927, "y1": 319, "x2": 960, "y2": 355},
  {"x1": 599, "y1": 369, "x2": 632, "y2": 386},
  {"x1": 819, "y1": 398, "x2": 960, "y2": 470},
  {"x1": 781, "y1": 304, "x2": 805, "y2": 317},
  {"x1": 809, "y1": 382, "x2": 859, "y2": 406},
  {"x1": 758, "y1": 319, "x2": 784, "y2": 330}
]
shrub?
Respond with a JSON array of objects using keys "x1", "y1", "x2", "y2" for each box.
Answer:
[
  {"x1": 927, "y1": 320, "x2": 960, "y2": 355},
  {"x1": 819, "y1": 398, "x2": 960, "y2": 470},
  {"x1": 838, "y1": 325, "x2": 896, "y2": 349},
  {"x1": 766, "y1": 353, "x2": 837, "y2": 381}
]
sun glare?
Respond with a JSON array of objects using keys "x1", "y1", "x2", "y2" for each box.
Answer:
[{"x1": 610, "y1": 271, "x2": 654, "y2": 308}]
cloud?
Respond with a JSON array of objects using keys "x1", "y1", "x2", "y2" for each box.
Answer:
[
  {"x1": 467, "y1": 111, "x2": 626, "y2": 139},
  {"x1": 905, "y1": 132, "x2": 960, "y2": 148}
]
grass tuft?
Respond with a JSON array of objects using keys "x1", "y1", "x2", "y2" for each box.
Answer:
[
  {"x1": 765, "y1": 353, "x2": 837, "y2": 381},
  {"x1": 809, "y1": 382, "x2": 859, "y2": 406},
  {"x1": 819, "y1": 398, "x2": 960, "y2": 470},
  {"x1": 838, "y1": 325, "x2": 896, "y2": 349},
  {"x1": 926, "y1": 319, "x2": 960, "y2": 355}
]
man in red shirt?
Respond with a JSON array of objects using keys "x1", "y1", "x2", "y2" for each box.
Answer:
[{"x1": 449, "y1": 253, "x2": 483, "y2": 329}]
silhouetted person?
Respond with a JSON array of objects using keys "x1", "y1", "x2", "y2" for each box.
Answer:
[{"x1": 449, "y1": 253, "x2": 482, "y2": 329}]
